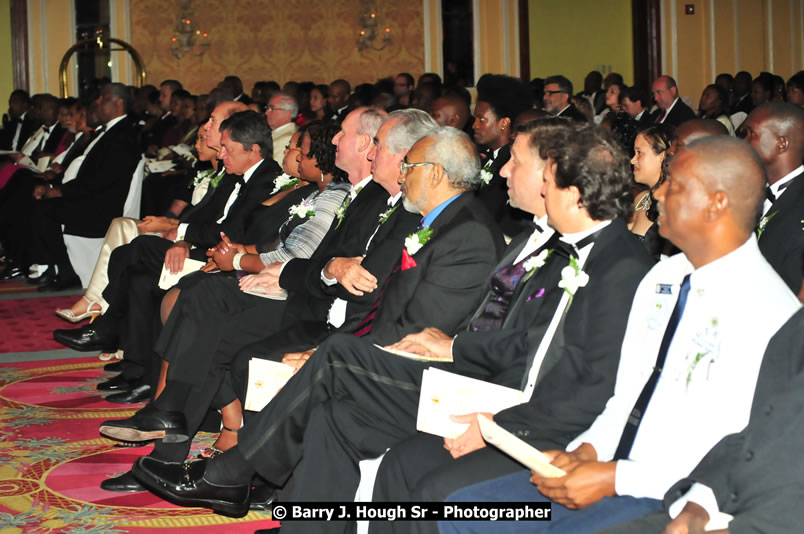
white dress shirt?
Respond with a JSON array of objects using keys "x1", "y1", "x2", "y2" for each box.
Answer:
[
  {"x1": 567, "y1": 237, "x2": 801, "y2": 501},
  {"x1": 762, "y1": 164, "x2": 804, "y2": 215}
]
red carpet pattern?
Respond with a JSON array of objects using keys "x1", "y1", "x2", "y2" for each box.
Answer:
[{"x1": 0, "y1": 357, "x2": 279, "y2": 532}]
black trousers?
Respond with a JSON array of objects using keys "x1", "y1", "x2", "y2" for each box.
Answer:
[
  {"x1": 235, "y1": 333, "x2": 444, "y2": 534},
  {"x1": 369, "y1": 435, "x2": 523, "y2": 534}
]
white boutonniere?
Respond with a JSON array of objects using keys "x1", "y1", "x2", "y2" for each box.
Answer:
[
  {"x1": 757, "y1": 210, "x2": 778, "y2": 239},
  {"x1": 558, "y1": 256, "x2": 589, "y2": 306},
  {"x1": 378, "y1": 204, "x2": 399, "y2": 225},
  {"x1": 404, "y1": 227, "x2": 434, "y2": 256},
  {"x1": 479, "y1": 161, "x2": 493, "y2": 186},
  {"x1": 270, "y1": 173, "x2": 300, "y2": 195},
  {"x1": 288, "y1": 198, "x2": 316, "y2": 221},
  {"x1": 522, "y1": 249, "x2": 552, "y2": 282}
]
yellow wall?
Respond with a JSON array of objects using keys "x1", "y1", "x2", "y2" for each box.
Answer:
[
  {"x1": 129, "y1": 0, "x2": 425, "y2": 94},
  {"x1": 0, "y1": 0, "x2": 13, "y2": 107},
  {"x1": 528, "y1": 0, "x2": 634, "y2": 91},
  {"x1": 662, "y1": 0, "x2": 804, "y2": 108}
]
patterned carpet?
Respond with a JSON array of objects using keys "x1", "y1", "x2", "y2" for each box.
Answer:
[{"x1": 0, "y1": 355, "x2": 279, "y2": 532}]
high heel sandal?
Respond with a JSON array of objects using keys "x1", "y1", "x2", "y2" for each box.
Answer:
[
  {"x1": 199, "y1": 424, "x2": 239, "y2": 458},
  {"x1": 55, "y1": 296, "x2": 102, "y2": 323}
]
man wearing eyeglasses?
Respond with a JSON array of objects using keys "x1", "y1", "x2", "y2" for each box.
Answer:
[
  {"x1": 543, "y1": 75, "x2": 588, "y2": 123},
  {"x1": 264, "y1": 92, "x2": 298, "y2": 166}
]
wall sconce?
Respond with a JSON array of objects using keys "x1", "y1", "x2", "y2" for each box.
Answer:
[
  {"x1": 357, "y1": 0, "x2": 391, "y2": 52},
  {"x1": 170, "y1": 0, "x2": 210, "y2": 59}
]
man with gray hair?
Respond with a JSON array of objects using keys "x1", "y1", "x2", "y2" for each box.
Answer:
[
  {"x1": 130, "y1": 127, "x2": 506, "y2": 527},
  {"x1": 264, "y1": 91, "x2": 298, "y2": 166}
]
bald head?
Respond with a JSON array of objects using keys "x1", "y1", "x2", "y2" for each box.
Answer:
[{"x1": 687, "y1": 136, "x2": 766, "y2": 234}]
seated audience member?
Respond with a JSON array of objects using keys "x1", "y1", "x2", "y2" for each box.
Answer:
[
  {"x1": 651, "y1": 75, "x2": 696, "y2": 127},
  {"x1": 786, "y1": 70, "x2": 804, "y2": 107},
  {"x1": 0, "y1": 89, "x2": 35, "y2": 152},
  {"x1": 698, "y1": 84, "x2": 735, "y2": 135},
  {"x1": 53, "y1": 125, "x2": 222, "y2": 324},
  {"x1": 369, "y1": 121, "x2": 653, "y2": 534},
  {"x1": 472, "y1": 74, "x2": 534, "y2": 236},
  {"x1": 628, "y1": 124, "x2": 675, "y2": 237},
  {"x1": 393, "y1": 72, "x2": 415, "y2": 107},
  {"x1": 596, "y1": 307, "x2": 804, "y2": 533},
  {"x1": 738, "y1": 102, "x2": 804, "y2": 298},
  {"x1": 19, "y1": 84, "x2": 141, "y2": 291},
  {"x1": 436, "y1": 136, "x2": 800, "y2": 534},
  {"x1": 111, "y1": 128, "x2": 503, "y2": 517},
  {"x1": 620, "y1": 86, "x2": 652, "y2": 125},
  {"x1": 328, "y1": 79, "x2": 352, "y2": 121},
  {"x1": 542, "y1": 75, "x2": 587, "y2": 122},
  {"x1": 264, "y1": 91, "x2": 298, "y2": 167}
]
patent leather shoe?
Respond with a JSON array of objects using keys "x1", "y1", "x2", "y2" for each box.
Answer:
[
  {"x1": 54, "y1": 325, "x2": 118, "y2": 353},
  {"x1": 132, "y1": 457, "x2": 250, "y2": 517},
  {"x1": 99, "y1": 404, "x2": 188, "y2": 443},
  {"x1": 105, "y1": 384, "x2": 151, "y2": 404},
  {"x1": 100, "y1": 470, "x2": 145, "y2": 492}
]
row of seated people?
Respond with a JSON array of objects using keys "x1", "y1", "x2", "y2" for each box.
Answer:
[{"x1": 46, "y1": 90, "x2": 804, "y2": 534}]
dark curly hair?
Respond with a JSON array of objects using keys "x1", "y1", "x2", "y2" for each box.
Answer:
[
  {"x1": 533, "y1": 122, "x2": 634, "y2": 221},
  {"x1": 303, "y1": 120, "x2": 347, "y2": 182},
  {"x1": 637, "y1": 123, "x2": 676, "y2": 221}
]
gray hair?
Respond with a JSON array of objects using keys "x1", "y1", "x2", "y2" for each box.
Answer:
[
  {"x1": 422, "y1": 126, "x2": 481, "y2": 190},
  {"x1": 356, "y1": 108, "x2": 386, "y2": 138},
  {"x1": 273, "y1": 92, "x2": 298, "y2": 120},
  {"x1": 385, "y1": 108, "x2": 438, "y2": 154}
]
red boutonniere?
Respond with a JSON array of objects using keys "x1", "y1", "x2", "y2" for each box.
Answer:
[{"x1": 401, "y1": 249, "x2": 417, "y2": 270}]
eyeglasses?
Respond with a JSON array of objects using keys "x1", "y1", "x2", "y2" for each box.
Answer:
[
  {"x1": 543, "y1": 90, "x2": 567, "y2": 96},
  {"x1": 400, "y1": 160, "x2": 436, "y2": 174}
]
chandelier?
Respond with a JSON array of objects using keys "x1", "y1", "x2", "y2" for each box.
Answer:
[
  {"x1": 170, "y1": 0, "x2": 210, "y2": 59},
  {"x1": 357, "y1": 0, "x2": 391, "y2": 52}
]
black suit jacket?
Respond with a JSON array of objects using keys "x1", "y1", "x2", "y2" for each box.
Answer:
[
  {"x1": 61, "y1": 116, "x2": 142, "y2": 237},
  {"x1": 356, "y1": 192, "x2": 506, "y2": 346},
  {"x1": 758, "y1": 171, "x2": 804, "y2": 294},
  {"x1": 493, "y1": 219, "x2": 655, "y2": 450},
  {"x1": 663, "y1": 307, "x2": 804, "y2": 532},
  {"x1": 557, "y1": 103, "x2": 589, "y2": 123},
  {"x1": 184, "y1": 158, "x2": 281, "y2": 248},
  {"x1": 653, "y1": 99, "x2": 696, "y2": 128}
]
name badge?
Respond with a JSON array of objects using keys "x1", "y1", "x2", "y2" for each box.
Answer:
[{"x1": 656, "y1": 283, "x2": 673, "y2": 295}]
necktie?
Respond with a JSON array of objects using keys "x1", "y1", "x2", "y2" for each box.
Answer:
[{"x1": 613, "y1": 273, "x2": 692, "y2": 460}]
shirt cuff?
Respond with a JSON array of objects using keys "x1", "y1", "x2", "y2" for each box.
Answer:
[
  {"x1": 321, "y1": 259, "x2": 338, "y2": 286},
  {"x1": 176, "y1": 223, "x2": 189, "y2": 242},
  {"x1": 668, "y1": 483, "x2": 721, "y2": 522}
]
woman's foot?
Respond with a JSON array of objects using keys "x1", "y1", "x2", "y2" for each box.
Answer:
[
  {"x1": 55, "y1": 296, "x2": 102, "y2": 323},
  {"x1": 200, "y1": 425, "x2": 239, "y2": 458}
]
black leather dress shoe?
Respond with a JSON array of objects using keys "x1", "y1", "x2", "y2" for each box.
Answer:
[
  {"x1": 99, "y1": 404, "x2": 188, "y2": 443},
  {"x1": 104, "y1": 361, "x2": 124, "y2": 372},
  {"x1": 38, "y1": 275, "x2": 82, "y2": 292},
  {"x1": 100, "y1": 470, "x2": 145, "y2": 492},
  {"x1": 54, "y1": 325, "x2": 118, "y2": 353},
  {"x1": 132, "y1": 457, "x2": 250, "y2": 517},
  {"x1": 0, "y1": 264, "x2": 23, "y2": 280},
  {"x1": 105, "y1": 384, "x2": 151, "y2": 404},
  {"x1": 96, "y1": 373, "x2": 136, "y2": 392}
]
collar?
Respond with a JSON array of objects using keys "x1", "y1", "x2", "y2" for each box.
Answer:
[
  {"x1": 272, "y1": 122, "x2": 296, "y2": 138},
  {"x1": 421, "y1": 193, "x2": 462, "y2": 227},
  {"x1": 769, "y1": 164, "x2": 804, "y2": 196},
  {"x1": 662, "y1": 97, "x2": 680, "y2": 118},
  {"x1": 104, "y1": 114, "x2": 127, "y2": 131},
  {"x1": 350, "y1": 175, "x2": 373, "y2": 199},
  {"x1": 241, "y1": 158, "x2": 263, "y2": 184},
  {"x1": 388, "y1": 191, "x2": 402, "y2": 206}
]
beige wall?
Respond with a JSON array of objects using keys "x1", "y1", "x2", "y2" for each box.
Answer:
[{"x1": 661, "y1": 0, "x2": 804, "y2": 108}]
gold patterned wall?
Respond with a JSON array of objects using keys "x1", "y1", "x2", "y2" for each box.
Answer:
[{"x1": 129, "y1": 0, "x2": 424, "y2": 94}]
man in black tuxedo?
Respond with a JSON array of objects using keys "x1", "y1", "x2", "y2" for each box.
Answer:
[
  {"x1": 0, "y1": 89, "x2": 35, "y2": 151},
  {"x1": 739, "y1": 102, "x2": 804, "y2": 298},
  {"x1": 126, "y1": 127, "x2": 504, "y2": 524},
  {"x1": 543, "y1": 75, "x2": 588, "y2": 123},
  {"x1": 371, "y1": 121, "x2": 653, "y2": 534},
  {"x1": 472, "y1": 74, "x2": 533, "y2": 236},
  {"x1": 651, "y1": 75, "x2": 696, "y2": 127},
  {"x1": 53, "y1": 106, "x2": 279, "y2": 401},
  {"x1": 21, "y1": 83, "x2": 141, "y2": 291},
  {"x1": 598, "y1": 307, "x2": 804, "y2": 534}
]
